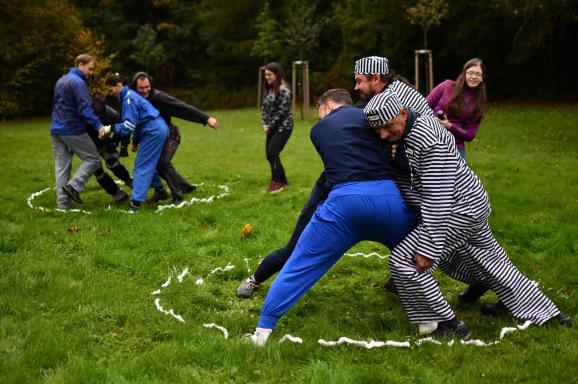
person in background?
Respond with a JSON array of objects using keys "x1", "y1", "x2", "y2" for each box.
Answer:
[
  {"x1": 261, "y1": 62, "x2": 293, "y2": 193},
  {"x1": 100, "y1": 74, "x2": 168, "y2": 212},
  {"x1": 426, "y1": 58, "x2": 486, "y2": 160},
  {"x1": 50, "y1": 53, "x2": 107, "y2": 209},
  {"x1": 131, "y1": 72, "x2": 219, "y2": 204}
]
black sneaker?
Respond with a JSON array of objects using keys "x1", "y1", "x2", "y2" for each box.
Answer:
[
  {"x1": 148, "y1": 189, "x2": 169, "y2": 203},
  {"x1": 172, "y1": 196, "x2": 184, "y2": 205},
  {"x1": 62, "y1": 184, "x2": 83, "y2": 204},
  {"x1": 481, "y1": 301, "x2": 508, "y2": 316},
  {"x1": 549, "y1": 313, "x2": 573, "y2": 327},
  {"x1": 127, "y1": 202, "x2": 140, "y2": 212},
  {"x1": 180, "y1": 184, "x2": 197, "y2": 193},
  {"x1": 114, "y1": 189, "x2": 129, "y2": 202},
  {"x1": 432, "y1": 320, "x2": 471, "y2": 340},
  {"x1": 458, "y1": 283, "x2": 489, "y2": 303},
  {"x1": 384, "y1": 277, "x2": 399, "y2": 295}
]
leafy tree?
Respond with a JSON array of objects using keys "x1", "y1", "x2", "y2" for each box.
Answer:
[
  {"x1": 130, "y1": 24, "x2": 166, "y2": 73},
  {"x1": 406, "y1": 0, "x2": 449, "y2": 49},
  {"x1": 282, "y1": 0, "x2": 325, "y2": 60},
  {"x1": 251, "y1": 2, "x2": 281, "y2": 64},
  {"x1": 0, "y1": 0, "x2": 84, "y2": 117}
]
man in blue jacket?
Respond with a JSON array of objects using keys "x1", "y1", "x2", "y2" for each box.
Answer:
[
  {"x1": 101, "y1": 74, "x2": 169, "y2": 212},
  {"x1": 50, "y1": 54, "x2": 108, "y2": 209}
]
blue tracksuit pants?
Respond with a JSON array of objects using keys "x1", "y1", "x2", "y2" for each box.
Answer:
[
  {"x1": 131, "y1": 120, "x2": 169, "y2": 202},
  {"x1": 258, "y1": 180, "x2": 417, "y2": 329}
]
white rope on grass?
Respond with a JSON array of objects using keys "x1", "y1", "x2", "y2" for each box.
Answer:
[
  {"x1": 344, "y1": 252, "x2": 389, "y2": 259},
  {"x1": 279, "y1": 334, "x2": 303, "y2": 344},
  {"x1": 150, "y1": 263, "x2": 543, "y2": 349},
  {"x1": 318, "y1": 337, "x2": 410, "y2": 349},
  {"x1": 156, "y1": 183, "x2": 230, "y2": 213},
  {"x1": 203, "y1": 323, "x2": 229, "y2": 339},
  {"x1": 27, "y1": 182, "x2": 229, "y2": 214}
]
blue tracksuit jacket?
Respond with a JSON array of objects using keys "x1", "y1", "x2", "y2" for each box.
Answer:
[
  {"x1": 114, "y1": 86, "x2": 169, "y2": 202},
  {"x1": 51, "y1": 67, "x2": 102, "y2": 136}
]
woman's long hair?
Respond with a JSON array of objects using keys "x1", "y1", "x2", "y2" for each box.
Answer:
[
  {"x1": 264, "y1": 62, "x2": 288, "y2": 97},
  {"x1": 447, "y1": 58, "x2": 486, "y2": 122}
]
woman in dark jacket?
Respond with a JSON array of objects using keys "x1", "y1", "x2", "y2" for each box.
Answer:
[{"x1": 261, "y1": 62, "x2": 293, "y2": 193}]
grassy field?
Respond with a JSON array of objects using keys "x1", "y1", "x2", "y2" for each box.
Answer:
[{"x1": 0, "y1": 103, "x2": 577, "y2": 383}]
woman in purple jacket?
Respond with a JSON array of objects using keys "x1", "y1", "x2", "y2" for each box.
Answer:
[{"x1": 426, "y1": 58, "x2": 486, "y2": 160}]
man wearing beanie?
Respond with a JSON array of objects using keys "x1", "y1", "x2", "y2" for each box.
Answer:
[
  {"x1": 131, "y1": 72, "x2": 219, "y2": 204},
  {"x1": 236, "y1": 56, "x2": 433, "y2": 299},
  {"x1": 363, "y1": 90, "x2": 572, "y2": 334}
]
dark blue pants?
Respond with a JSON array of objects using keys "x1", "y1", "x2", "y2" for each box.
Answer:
[{"x1": 258, "y1": 180, "x2": 417, "y2": 329}]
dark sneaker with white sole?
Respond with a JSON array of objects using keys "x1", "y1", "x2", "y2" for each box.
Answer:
[
  {"x1": 236, "y1": 276, "x2": 260, "y2": 298},
  {"x1": 62, "y1": 184, "x2": 83, "y2": 204}
]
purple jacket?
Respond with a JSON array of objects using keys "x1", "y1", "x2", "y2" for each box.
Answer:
[{"x1": 426, "y1": 80, "x2": 482, "y2": 150}]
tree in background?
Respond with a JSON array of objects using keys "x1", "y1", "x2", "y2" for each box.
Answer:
[
  {"x1": 251, "y1": 2, "x2": 282, "y2": 65},
  {"x1": 406, "y1": 0, "x2": 448, "y2": 49},
  {"x1": 0, "y1": 0, "x2": 84, "y2": 118},
  {"x1": 130, "y1": 24, "x2": 166, "y2": 74},
  {"x1": 282, "y1": 0, "x2": 325, "y2": 61}
]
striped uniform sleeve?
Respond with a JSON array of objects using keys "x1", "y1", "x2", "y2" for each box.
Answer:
[
  {"x1": 408, "y1": 120, "x2": 458, "y2": 261},
  {"x1": 390, "y1": 80, "x2": 435, "y2": 117}
]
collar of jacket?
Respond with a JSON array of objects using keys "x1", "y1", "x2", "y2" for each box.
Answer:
[
  {"x1": 70, "y1": 67, "x2": 86, "y2": 82},
  {"x1": 402, "y1": 109, "x2": 416, "y2": 140},
  {"x1": 119, "y1": 85, "x2": 130, "y2": 101}
]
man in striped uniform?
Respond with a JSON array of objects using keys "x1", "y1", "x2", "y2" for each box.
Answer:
[{"x1": 363, "y1": 89, "x2": 571, "y2": 336}]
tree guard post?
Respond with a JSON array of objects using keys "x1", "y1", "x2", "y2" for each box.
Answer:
[
  {"x1": 257, "y1": 65, "x2": 265, "y2": 110},
  {"x1": 414, "y1": 49, "x2": 434, "y2": 94},
  {"x1": 292, "y1": 60, "x2": 310, "y2": 120}
]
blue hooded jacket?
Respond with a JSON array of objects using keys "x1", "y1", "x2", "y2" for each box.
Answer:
[
  {"x1": 51, "y1": 67, "x2": 102, "y2": 136},
  {"x1": 114, "y1": 86, "x2": 166, "y2": 143}
]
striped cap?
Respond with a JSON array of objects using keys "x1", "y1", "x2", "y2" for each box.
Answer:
[
  {"x1": 363, "y1": 89, "x2": 403, "y2": 127},
  {"x1": 354, "y1": 56, "x2": 389, "y2": 75}
]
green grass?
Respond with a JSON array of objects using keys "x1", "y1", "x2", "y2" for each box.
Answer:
[{"x1": 0, "y1": 103, "x2": 577, "y2": 383}]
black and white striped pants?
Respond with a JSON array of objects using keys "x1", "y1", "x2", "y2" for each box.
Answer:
[{"x1": 390, "y1": 215, "x2": 560, "y2": 325}]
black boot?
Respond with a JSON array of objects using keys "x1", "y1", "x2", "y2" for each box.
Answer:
[
  {"x1": 383, "y1": 277, "x2": 399, "y2": 295},
  {"x1": 481, "y1": 301, "x2": 508, "y2": 316},
  {"x1": 111, "y1": 165, "x2": 132, "y2": 188},
  {"x1": 458, "y1": 283, "x2": 489, "y2": 303},
  {"x1": 95, "y1": 168, "x2": 120, "y2": 196},
  {"x1": 148, "y1": 188, "x2": 169, "y2": 203}
]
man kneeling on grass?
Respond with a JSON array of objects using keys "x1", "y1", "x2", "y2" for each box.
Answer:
[
  {"x1": 362, "y1": 89, "x2": 572, "y2": 336},
  {"x1": 247, "y1": 89, "x2": 419, "y2": 346}
]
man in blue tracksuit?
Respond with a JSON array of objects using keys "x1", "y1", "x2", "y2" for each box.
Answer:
[
  {"x1": 248, "y1": 89, "x2": 417, "y2": 346},
  {"x1": 101, "y1": 74, "x2": 169, "y2": 211},
  {"x1": 50, "y1": 54, "x2": 106, "y2": 209}
]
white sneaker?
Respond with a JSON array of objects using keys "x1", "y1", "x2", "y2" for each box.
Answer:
[
  {"x1": 248, "y1": 327, "x2": 272, "y2": 346},
  {"x1": 418, "y1": 322, "x2": 438, "y2": 335}
]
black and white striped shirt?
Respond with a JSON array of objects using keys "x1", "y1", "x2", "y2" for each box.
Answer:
[{"x1": 400, "y1": 115, "x2": 490, "y2": 260}]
